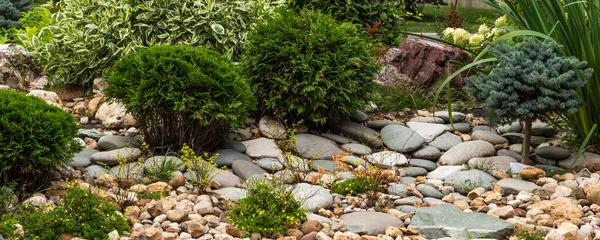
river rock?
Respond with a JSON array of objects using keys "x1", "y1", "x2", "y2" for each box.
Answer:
[
  {"x1": 365, "y1": 151, "x2": 408, "y2": 168},
  {"x1": 340, "y1": 212, "x2": 404, "y2": 235},
  {"x1": 214, "y1": 149, "x2": 251, "y2": 168},
  {"x1": 292, "y1": 183, "x2": 333, "y2": 213},
  {"x1": 429, "y1": 132, "x2": 462, "y2": 151},
  {"x1": 294, "y1": 134, "x2": 343, "y2": 160},
  {"x1": 330, "y1": 120, "x2": 383, "y2": 147},
  {"x1": 406, "y1": 122, "x2": 450, "y2": 142},
  {"x1": 242, "y1": 137, "x2": 281, "y2": 158},
  {"x1": 380, "y1": 125, "x2": 425, "y2": 152},
  {"x1": 439, "y1": 140, "x2": 496, "y2": 165}
]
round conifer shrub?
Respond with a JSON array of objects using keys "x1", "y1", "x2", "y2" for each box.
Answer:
[
  {"x1": 0, "y1": 90, "x2": 79, "y2": 184},
  {"x1": 105, "y1": 45, "x2": 256, "y2": 151},
  {"x1": 242, "y1": 9, "x2": 380, "y2": 126}
]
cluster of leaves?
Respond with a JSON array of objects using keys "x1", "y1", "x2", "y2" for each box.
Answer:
[
  {"x1": 142, "y1": 156, "x2": 184, "y2": 183},
  {"x1": 29, "y1": 0, "x2": 284, "y2": 87},
  {"x1": 227, "y1": 180, "x2": 305, "y2": 237},
  {"x1": 332, "y1": 177, "x2": 377, "y2": 195},
  {"x1": 1, "y1": 184, "x2": 129, "y2": 239},
  {"x1": 287, "y1": 0, "x2": 407, "y2": 46},
  {"x1": 179, "y1": 144, "x2": 219, "y2": 193},
  {"x1": 242, "y1": 9, "x2": 379, "y2": 126},
  {"x1": 0, "y1": 0, "x2": 31, "y2": 29},
  {"x1": 0, "y1": 90, "x2": 80, "y2": 187},
  {"x1": 0, "y1": 4, "x2": 54, "y2": 47},
  {"x1": 105, "y1": 45, "x2": 256, "y2": 151}
]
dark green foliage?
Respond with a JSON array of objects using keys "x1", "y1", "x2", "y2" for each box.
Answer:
[
  {"x1": 288, "y1": 0, "x2": 406, "y2": 46},
  {"x1": 242, "y1": 9, "x2": 379, "y2": 126},
  {"x1": 105, "y1": 45, "x2": 256, "y2": 151},
  {"x1": 0, "y1": 90, "x2": 79, "y2": 186},
  {"x1": 464, "y1": 38, "x2": 591, "y2": 122},
  {"x1": 0, "y1": 0, "x2": 32, "y2": 29},
  {"x1": 227, "y1": 181, "x2": 305, "y2": 236}
]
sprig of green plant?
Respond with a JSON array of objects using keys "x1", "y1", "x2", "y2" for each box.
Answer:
[
  {"x1": 179, "y1": 144, "x2": 219, "y2": 194},
  {"x1": 142, "y1": 156, "x2": 183, "y2": 183}
]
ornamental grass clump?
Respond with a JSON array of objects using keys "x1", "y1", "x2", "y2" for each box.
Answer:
[
  {"x1": 464, "y1": 38, "x2": 592, "y2": 163},
  {"x1": 105, "y1": 45, "x2": 256, "y2": 151},
  {"x1": 242, "y1": 9, "x2": 379, "y2": 126}
]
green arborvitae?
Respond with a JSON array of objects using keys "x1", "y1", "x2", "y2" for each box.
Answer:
[
  {"x1": 464, "y1": 38, "x2": 592, "y2": 162},
  {"x1": 0, "y1": 0, "x2": 32, "y2": 29}
]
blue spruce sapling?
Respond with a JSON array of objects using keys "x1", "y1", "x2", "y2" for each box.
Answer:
[{"x1": 464, "y1": 38, "x2": 592, "y2": 164}]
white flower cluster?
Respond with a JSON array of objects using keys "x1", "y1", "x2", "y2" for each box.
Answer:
[{"x1": 441, "y1": 15, "x2": 510, "y2": 54}]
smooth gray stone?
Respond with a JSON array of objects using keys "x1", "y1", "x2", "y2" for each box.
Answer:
[
  {"x1": 311, "y1": 160, "x2": 341, "y2": 172},
  {"x1": 402, "y1": 167, "x2": 428, "y2": 177},
  {"x1": 444, "y1": 169, "x2": 497, "y2": 194},
  {"x1": 497, "y1": 120, "x2": 522, "y2": 134},
  {"x1": 380, "y1": 125, "x2": 426, "y2": 152},
  {"x1": 502, "y1": 133, "x2": 524, "y2": 144},
  {"x1": 292, "y1": 183, "x2": 333, "y2": 213},
  {"x1": 365, "y1": 151, "x2": 408, "y2": 168},
  {"x1": 531, "y1": 122, "x2": 556, "y2": 138},
  {"x1": 86, "y1": 164, "x2": 110, "y2": 178},
  {"x1": 534, "y1": 165, "x2": 566, "y2": 173},
  {"x1": 232, "y1": 160, "x2": 267, "y2": 180},
  {"x1": 78, "y1": 128, "x2": 104, "y2": 140},
  {"x1": 406, "y1": 122, "x2": 450, "y2": 142},
  {"x1": 340, "y1": 143, "x2": 372, "y2": 155},
  {"x1": 536, "y1": 146, "x2": 571, "y2": 160},
  {"x1": 472, "y1": 125, "x2": 494, "y2": 132},
  {"x1": 97, "y1": 135, "x2": 139, "y2": 150},
  {"x1": 433, "y1": 111, "x2": 466, "y2": 123},
  {"x1": 496, "y1": 178, "x2": 538, "y2": 195},
  {"x1": 409, "y1": 204, "x2": 513, "y2": 239},
  {"x1": 439, "y1": 140, "x2": 496, "y2": 165},
  {"x1": 497, "y1": 149, "x2": 523, "y2": 162},
  {"x1": 471, "y1": 131, "x2": 508, "y2": 145},
  {"x1": 387, "y1": 183, "x2": 409, "y2": 197},
  {"x1": 447, "y1": 122, "x2": 471, "y2": 133},
  {"x1": 229, "y1": 128, "x2": 252, "y2": 141},
  {"x1": 242, "y1": 137, "x2": 281, "y2": 158},
  {"x1": 340, "y1": 212, "x2": 404, "y2": 235},
  {"x1": 366, "y1": 120, "x2": 404, "y2": 130},
  {"x1": 396, "y1": 205, "x2": 417, "y2": 212},
  {"x1": 294, "y1": 134, "x2": 343, "y2": 160},
  {"x1": 534, "y1": 155, "x2": 557, "y2": 166},
  {"x1": 90, "y1": 147, "x2": 142, "y2": 166},
  {"x1": 213, "y1": 187, "x2": 247, "y2": 201},
  {"x1": 211, "y1": 170, "x2": 242, "y2": 188},
  {"x1": 342, "y1": 156, "x2": 364, "y2": 166},
  {"x1": 410, "y1": 159, "x2": 437, "y2": 171},
  {"x1": 254, "y1": 158, "x2": 284, "y2": 172},
  {"x1": 427, "y1": 166, "x2": 464, "y2": 180},
  {"x1": 220, "y1": 139, "x2": 246, "y2": 153},
  {"x1": 416, "y1": 184, "x2": 444, "y2": 198},
  {"x1": 429, "y1": 132, "x2": 462, "y2": 151},
  {"x1": 214, "y1": 149, "x2": 251, "y2": 168},
  {"x1": 399, "y1": 177, "x2": 416, "y2": 185},
  {"x1": 109, "y1": 162, "x2": 143, "y2": 179},
  {"x1": 558, "y1": 152, "x2": 600, "y2": 169},
  {"x1": 350, "y1": 110, "x2": 369, "y2": 123},
  {"x1": 411, "y1": 146, "x2": 441, "y2": 160},
  {"x1": 330, "y1": 120, "x2": 383, "y2": 147},
  {"x1": 468, "y1": 156, "x2": 514, "y2": 173},
  {"x1": 320, "y1": 133, "x2": 359, "y2": 144},
  {"x1": 258, "y1": 115, "x2": 286, "y2": 139},
  {"x1": 409, "y1": 116, "x2": 445, "y2": 124},
  {"x1": 71, "y1": 148, "x2": 99, "y2": 167}
]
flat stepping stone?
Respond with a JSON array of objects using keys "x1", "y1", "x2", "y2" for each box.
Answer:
[
  {"x1": 311, "y1": 160, "x2": 341, "y2": 172},
  {"x1": 409, "y1": 116, "x2": 445, "y2": 124},
  {"x1": 410, "y1": 159, "x2": 437, "y2": 171},
  {"x1": 214, "y1": 149, "x2": 251, "y2": 168},
  {"x1": 91, "y1": 147, "x2": 142, "y2": 166},
  {"x1": 292, "y1": 183, "x2": 333, "y2": 213},
  {"x1": 294, "y1": 134, "x2": 343, "y2": 160},
  {"x1": 439, "y1": 140, "x2": 496, "y2": 165},
  {"x1": 258, "y1": 116, "x2": 286, "y2": 139},
  {"x1": 320, "y1": 133, "x2": 359, "y2": 144},
  {"x1": 496, "y1": 178, "x2": 538, "y2": 195},
  {"x1": 467, "y1": 156, "x2": 515, "y2": 173},
  {"x1": 380, "y1": 125, "x2": 425, "y2": 152},
  {"x1": 429, "y1": 132, "x2": 462, "y2": 151},
  {"x1": 426, "y1": 166, "x2": 464, "y2": 180},
  {"x1": 471, "y1": 131, "x2": 508, "y2": 145},
  {"x1": 232, "y1": 160, "x2": 267, "y2": 180},
  {"x1": 78, "y1": 128, "x2": 104, "y2": 140},
  {"x1": 409, "y1": 204, "x2": 513, "y2": 239},
  {"x1": 444, "y1": 169, "x2": 497, "y2": 194},
  {"x1": 416, "y1": 184, "x2": 444, "y2": 198},
  {"x1": 340, "y1": 212, "x2": 404, "y2": 235},
  {"x1": 143, "y1": 156, "x2": 185, "y2": 172},
  {"x1": 365, "y1": 151, "x2": 408, "y2": 168},
  {"x1": 412, "y1": 146, "x2": 441, "y2": 160},
  {"x1": 350, "y1": 110, "x2": 369, "y2": 123},
  {"x1": 340, "y1": 143, "x2": 372, "y2": 155},
  {"x1": 366, "y1": 120, "x2": 404, "y2": 130},
  {"x1": 242, "y1": 137, "x2": 281, "y2": 158},
  {"x1": 536, "y1": 146, "x2": 571, "y2": 160},
  {"x1": 213, "y1": 187, "x2": 247, "y2": 201},
  {"x1": 220, "y1": 139, "x2": 246, "y2": 153},
  {"x1": 402, "y1": 167, "x2": 428, "y2": 177},
  {"x1": 71, "y1": 148, "x2": 98, "y2": 167},
  {"x1": 447, "y1": 122, "x2": 471, "y2": 133},
  {"x1": 330, "y1": 120, "x2": 383, "y2": 147},
  {"x1": 254, "y1": 158, "x2": 284, "y2": 172},
  {"x1": 388, "y1": 183, "x2": 409, "y2": 197},
  {"x1": 211, "y1": 170, "x2": 242, "y2": 187},
  {"x1": 406, "y1": 122, "x2": 450, "y2": 142},
  {"x1": 97, "y1": 135, "x2": 139, "y2": 150},
  {"x1": 433, "y1": 111, "x2": 466, "y2": 123}
]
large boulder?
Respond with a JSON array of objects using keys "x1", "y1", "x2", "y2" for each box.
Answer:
[
  {"x1": 0, "y1": 44, "x2": 47, "y2": 92},
  {"x1": 375, "y1": 39, "x2": 471, "y2": 90}
]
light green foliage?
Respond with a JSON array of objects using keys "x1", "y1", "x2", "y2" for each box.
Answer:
[
  {"x1": 288, "y1": 0, "x2": 408, "y2": 46},
  {"x1": 0, "y1": 4, "x2": 54, "y2": 47},
  {"x1": 35, "y1": 0, "x2": 284, "y2": 87},
  {"x1": 464, "y1": 38, "x2": 591, "y2": 122},
  {"x1": 105, "y1": 45, "x2": 256, "y2": 150},
  {"x1": 143, "y1": 157, "x2": 184, "y2": 183},
  {"x1": 331, "y1": 177, "x2": 375, "y2": 195},
  {"x1": 242, "y1": 9, "x2": 379, "y2": 126},
  {"x1": 516, "y1": 227, "x2": 544, "y2": 240},
  {"x1": 0, "y1": 90, "x2": 80, "y2": 185},
  {"x1": 227, "y1": 180, "x2": 305, "y2": 236},
  {"x1": 0, "y1": 0, "x2": 32, "y2": 29},
  {"x1": 179, "y1": 144, "x2": 219, "y2": 193}
]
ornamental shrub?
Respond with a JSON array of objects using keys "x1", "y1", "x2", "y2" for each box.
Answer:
[
  {"x1": 105, "y1": 45, "x2": 256, "y2": 151},
  {"x1": 242, "y1": 9, "x2": 379, "y2": 126},
  {"x1": 33, "y1": 0, "x2": 284, "y2": 87},
  {"x1": 464, "y1": 38, "x2": 592, "y2": 162},
  {"x1": 288, "y1": 0, "x2": 407, "y2": 46},
  {"x1": 227, "y1": 180, "x2": 305, "y2": 236},
  {"x1": 0, "y1": 0, "x2": 32, "y2": 29},
  {"x1": 0, "y1": 90, "x2": 80, "y2": 185}
]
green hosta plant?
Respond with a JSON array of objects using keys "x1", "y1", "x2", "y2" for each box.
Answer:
[
  {"x1": 242, "y1": 9, "x2": 380, "y2": 126},
  {"x1": 464, "y1": 38, "x2": 592, "y2": 163},
  {"x1": 35, "y1": 0, "x2": 284, "y2": 87}
]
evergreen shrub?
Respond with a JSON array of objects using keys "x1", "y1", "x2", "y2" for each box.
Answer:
[
  {"x1": 0, "y1": 90, "x2": 79, "y2": 185},
  {"x1": 0, "y1": 0, "x2": 32, "y2": 29},
  {"x1": 105, "y1": 45, "x2": 256, "y2": 151},
  {"x1": 242, "y1": 9, "x2": 379, "y2": 126}
]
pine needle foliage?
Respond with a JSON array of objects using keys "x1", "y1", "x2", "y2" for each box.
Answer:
[
  {"x1": 242, "y1": 9, "x2": 379, "y2": 126},
  {"x1": 0, "y1": 0, "x2": 32, "y2": 29}
]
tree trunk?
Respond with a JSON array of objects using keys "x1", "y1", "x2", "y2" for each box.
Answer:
[{"x1": 522, "y1": 118, "x2": 533, "y2": 165}]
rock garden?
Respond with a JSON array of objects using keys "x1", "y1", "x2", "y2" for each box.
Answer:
[{"x1": 1, "y1": 0, "x2": 600, "y2": 240}]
